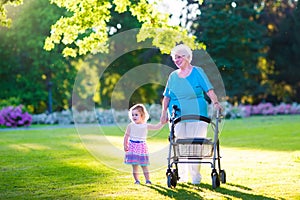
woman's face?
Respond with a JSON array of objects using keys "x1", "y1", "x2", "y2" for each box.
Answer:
[
  {"x1": 173, "y1": 54, "x2": 189, "y2": 68},
  {"x1": 131, "y1": 109, "x2": 144, "y2": 124}
]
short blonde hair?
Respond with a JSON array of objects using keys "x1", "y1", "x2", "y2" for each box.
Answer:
[
  {"x1": 128, "y1": 104, "x2": 149, "y2": 123},
  {"x1": 170, "y1": 44, "x2": 193, "y2": 62}
]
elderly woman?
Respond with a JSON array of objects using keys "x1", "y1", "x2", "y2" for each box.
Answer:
[{"x1": 160, "y1": 44, "x2": 222, "y2": 184}]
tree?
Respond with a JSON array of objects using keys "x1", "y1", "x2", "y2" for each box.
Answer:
[
  {"x1": 64, "y1": 1, "x2": 193, "y2": 110},
  {"x1": 0, "y1": 0, "x2": 23, "y2": 27},
  {"x1": 191, "y1": 0, "x2": 268, "y2": 104},
  {"x1": 0, "y1": 0, "x2": 77, "y2": 113},
  {"x1": 268, "y1": 0, "x2": 300, "y2": 102},
  {"x1": 43, "y1": 0, "x2": 205, "y2": 57}
]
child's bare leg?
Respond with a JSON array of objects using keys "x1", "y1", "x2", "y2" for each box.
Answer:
[
  {"x1": 132, "y1": 165, "x2": 139, "y2": 183},
  {"x1": 141, "y1": 166, "x2": 151, "y2": 183}
]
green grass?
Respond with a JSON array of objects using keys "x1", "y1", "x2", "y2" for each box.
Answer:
[{"x1": 0, "y1": 115, "x2": 299, "y2": 199}]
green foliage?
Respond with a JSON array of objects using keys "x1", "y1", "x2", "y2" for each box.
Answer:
[
  {"x1": 192, "y1": 1, "x2": 268, "y2": 103},
  {"x1": 71, "y1": 58, "x2": 100, "y2": 111},
  {"x1": 0, "y1": 0, "x2": 77, "y2": 113},
  {"x1": 44, "y1": 0, "x2": 205, "y2": 57},
  {"x1": 0, "y1": 97, "x2": 21, "y2": 109},
  {"x1": 1, "y1": 0, "x2": 300, "y2": 114},
  {"x1": 0, "y1": 0, "x2": 23, "y2": 27},
  {"x1": 268, "y1": 1, "x2": 300, "y2": 102}
]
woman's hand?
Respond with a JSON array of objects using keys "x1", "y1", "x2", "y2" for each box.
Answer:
[
  {"x1": 213, "y1": 101, "x2": 223, "y2": 112},
  {"x1": 206, "y1": 89, "x2": 223, "y2": 111},
  {"x1": 160, "y1": 112, "x2": 168, "y2": 124},
  {"x1": 160, "y1": 96, "x2": 170, "y2": 124}
]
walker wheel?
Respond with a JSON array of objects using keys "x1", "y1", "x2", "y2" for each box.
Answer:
[
  {"x1": 167, "y1": 173, "x2": 172, "y2": 188},
  {"x1": 166, "y1": 170, "x2": 177, "y2": 188},
  {"x1": 219, "y1": 170, "x2": 226, "y2": 184},
  {"x1": 171, "y1": 169, "x2": 178, "y2": 187},
  {"x1": 211, "y1": 171, "x2": 220, "y2": 189}
]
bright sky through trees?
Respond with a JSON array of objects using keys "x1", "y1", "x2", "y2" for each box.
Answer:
[{"x1": 154, "y1": 0, "x2": 201, "y2": 27}]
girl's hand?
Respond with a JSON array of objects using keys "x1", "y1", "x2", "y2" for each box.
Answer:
[
  {"x1": 160, "y1": 112, "x2": 168, "y2": 124},
  {"x1": 124, "y1": 145, "x2": 128, "y2": 152}
]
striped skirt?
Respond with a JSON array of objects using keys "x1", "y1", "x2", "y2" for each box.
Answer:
[{"x1": 125, "y1": 140, "x2": 149, "y2": 166}]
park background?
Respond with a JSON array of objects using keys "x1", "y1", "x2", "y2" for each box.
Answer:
[
  {"x1": 1, "y1": 0, "x2": 300, "y2": 117},
  {"x1": 0, "y1": 0, "x2": 300, "y2": 199}
]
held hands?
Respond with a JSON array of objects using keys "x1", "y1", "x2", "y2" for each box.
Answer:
[{"x1": 160, "y1": 112, "x2": 169, "y2": 124}]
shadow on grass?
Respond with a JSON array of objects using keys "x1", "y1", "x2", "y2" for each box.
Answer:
[
  {"x1": 146, "y1": 183, "x2": 204, "y2": 200},
  {"x1": 225, "y1": 182, "x2": 252, "y2": 191},
  {"x1": 198, "y1": 183, "x2": 276, "y2": 200},
  {"x1": 146, "y1": 182, "x2": 276, "y2": 200}
]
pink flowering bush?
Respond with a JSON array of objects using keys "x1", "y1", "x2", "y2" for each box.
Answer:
[
  {"x1": 238, "y1": 105, "x2": 252, "y2": 117},
  {"x1": 290, "y1": 103, "x2": 300, "y2": 114},
  {"x1": 251, "y1": 103, "x2": 275, "y2": 115},
  {"x1": 222, "y1": 102, "x2": 300, "y2": 119},
  {"x1": 234, "y1": 102, "x2": 300, "y2": 118},
  {"x1": 0, "y1": 105, "x2": 32, "y2": 127}
]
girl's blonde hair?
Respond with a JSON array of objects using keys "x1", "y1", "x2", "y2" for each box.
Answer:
[
  {"x1": 128, "y1": 104, "x2": 149, "y2": 123},
  {"x1": 170, "y1": 44, "x2": 193, "y2": 62}
]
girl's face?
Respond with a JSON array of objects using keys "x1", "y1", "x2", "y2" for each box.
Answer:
[{"x1": 131, "y1": 109, "x2": 144, "y2": 124}]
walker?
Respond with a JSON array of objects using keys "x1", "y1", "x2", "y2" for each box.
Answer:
[{"x1": 166, "y1": 105, "x2": 226, "y2": 189}]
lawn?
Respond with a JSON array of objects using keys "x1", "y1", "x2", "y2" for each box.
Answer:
[{"x1": 0, "y1": 115, "x2": 299, "y2": 199}]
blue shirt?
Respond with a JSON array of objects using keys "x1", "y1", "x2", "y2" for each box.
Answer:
[{"x1": 163, "y1": 66, "x2": 213, "y2": 117}]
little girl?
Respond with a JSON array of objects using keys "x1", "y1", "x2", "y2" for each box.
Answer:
[{"x1": 123, "y1": 104, "x2": 165, "y2": 185}]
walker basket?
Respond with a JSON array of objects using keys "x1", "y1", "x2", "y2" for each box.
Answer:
[{"x1": 175, "y1": 138, "x2": 213, "y2": 158}]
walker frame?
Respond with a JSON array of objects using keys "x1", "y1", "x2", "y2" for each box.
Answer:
[{"x1": 166, "y1": 105, "x2": 226, "y2": 189}]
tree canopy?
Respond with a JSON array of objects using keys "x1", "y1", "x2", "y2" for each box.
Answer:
[
  {"x1": 0, "y1": 0, "x2": 77, "y2": 113},
  {"x1": 268, "y1": 2, "x2": 300, "y2": 102},
  {"x1": 192, "y1": 1, "x2": 268, "y2": 103},
  {"x1": 43, "y1": 0, "x2": 205, "y2": 57},
  {"x1": 1, "y1": 0, "x2": 299, "y2": 113},
  {"x1": 0, "y1": 0, "x2": 23, "y2": 27}
]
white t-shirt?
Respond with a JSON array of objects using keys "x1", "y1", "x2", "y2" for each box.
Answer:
[{"x1": 129, "y1": 123, "x2": 148, "y2": 141}]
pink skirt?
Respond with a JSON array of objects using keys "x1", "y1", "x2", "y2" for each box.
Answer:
[{"x1": 125, "y1": 140, "x2": 149, "y2": 166}]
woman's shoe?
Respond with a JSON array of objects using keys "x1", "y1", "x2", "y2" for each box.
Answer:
[{"x1": 134, "y1": 180, "x2": 141, "y2": 185}]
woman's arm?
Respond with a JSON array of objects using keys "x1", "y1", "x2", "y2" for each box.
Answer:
[
  {"x1": 206, "y1": 89, "x2": 223, "y2": 110},
  {"x1": 123, "y1": 124, "x2": 130, "y2": 152},
  {"x1": 160, "y1": 96, "x2": 170, "y2": 123}
]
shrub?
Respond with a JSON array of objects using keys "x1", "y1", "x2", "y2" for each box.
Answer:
[
  {"x1": 0, "y1": 97, "x2": 21, "y2": 110},
  {"x1": 234, "y1": 102, "x2": 300, "y2": 118},
  {"x1": 0, "y1": 105, "x2": 32, "y2": 127},
  {"x1": 28, "y1": 102, "x2": 300, "y2": 124},
  {"x1": 219, "y1": 102, "x2": 300, "y2": 119}
]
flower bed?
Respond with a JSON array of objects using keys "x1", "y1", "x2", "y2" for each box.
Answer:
[
  {"x1": 0, "y1": 105, "x2": 32, "y2": 127},
  {"x1": 29, "y1": 104, "x2": 164, "y2": 125},
  {"x1": 224, "y1": 102, "x2": 300, "y2": 119},
  {"x1": 3, "y1": 103, "x2": 299, "y2": 127}
]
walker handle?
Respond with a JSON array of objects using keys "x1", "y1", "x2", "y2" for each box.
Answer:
[
  {"x1": 170, "y1": 105, "x2": 180, "y2": 121},
  {"x1": 173, "y1": 115, "x2": 211, "y2": 125},
  {"x1": 216, "y1": 109, "x2": 223, "y2": 123}
]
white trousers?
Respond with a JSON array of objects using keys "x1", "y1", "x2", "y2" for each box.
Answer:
[{"x1": 173, "y1": 121, "x2": 208, "y2": 184}]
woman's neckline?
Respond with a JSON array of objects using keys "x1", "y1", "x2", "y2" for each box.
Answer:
[{"x1": 177, "y1": 66, "x2": 194, "y2": 78}]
